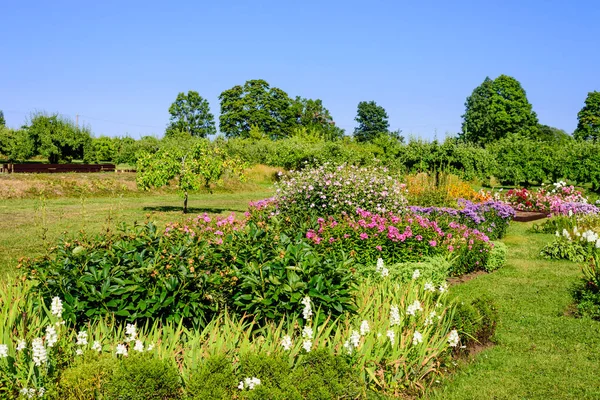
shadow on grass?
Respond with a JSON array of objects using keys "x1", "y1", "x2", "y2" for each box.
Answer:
[{"x1": 142, "y1": 206, "x2": 235, "y2": 214}]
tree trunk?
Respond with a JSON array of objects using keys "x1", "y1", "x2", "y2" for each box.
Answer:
[{"x1": 183, "y1": 191, "x2": 188, "y2": 213}]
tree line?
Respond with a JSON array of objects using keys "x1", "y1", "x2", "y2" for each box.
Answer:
[{"x1": 0, "y1": 75, "x2": 599, "y2": 165}]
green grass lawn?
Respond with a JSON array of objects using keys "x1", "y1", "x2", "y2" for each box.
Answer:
[
  {"x1": 425, "y1": 222, "x2": 600, "y2": 399},
  {"x1": 0, "y1": 190, "x2": 272, "y2": 276}
]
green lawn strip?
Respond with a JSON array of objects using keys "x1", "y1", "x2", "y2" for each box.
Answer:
[
  {"x1": 0, "y1": 191, "x2": 272, "y2": 276},
  {"x1": 425, "y1": 222, "x2": 600, "y2": 399}
]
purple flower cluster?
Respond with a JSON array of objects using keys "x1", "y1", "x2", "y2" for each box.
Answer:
[
  {"x1": 408, "y1": 199, "x2": 515, "y2": 240},
  {"x1": 551, "y1": 201, "x2": 600, "y2": 216}
]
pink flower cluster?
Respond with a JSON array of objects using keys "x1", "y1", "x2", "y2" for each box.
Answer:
[
  {"x1": 304, "y1": 208, "x2": 492, "y2": 264},
  {"x1": 165, "y1": 213, "x2": 246, "y2": 245}
]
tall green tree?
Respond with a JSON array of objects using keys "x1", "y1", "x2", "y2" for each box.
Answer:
[
  {"x1": 27, "y1": 113, "x2": 93, "y2": 163},
  {"x1": 0, "y1": 110, "x2": 5, "y2": 126},
  {"x1": 167, "y1": 91, "x2": 216, "y2": 138},
  {"x1": 461, "y1": 75, "x2": 539, "y2": 144},
  {"x1": 574, "y1": 91, "x2": 600, "y2": 141},
  {"x1": 353, "y1": 101, "x2": 390, "y2": 142},
  {"x1": 291, "y1": 97, "x2": 344, "y2": 140},
  {"x1": 219, "y1": 79, "x2": 296, "y2": 140}
]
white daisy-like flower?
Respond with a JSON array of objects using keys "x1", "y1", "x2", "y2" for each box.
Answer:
[
  {"x1": 350, "y1": 330, "x2": 361, "y2": 348},
  {"x1": 91, "y1": 341, "x2": 102, "y2": 352},
  {"x1": 412, "y1": 269, "x2": 421, "y2": 280},
  {"x1": 424, "y1": 281, "x2": 436, "y2": 292},
  {"x1": 124, "y1": 324, "x2": 137, "y2": 342},
  {"x1": 0, "y1": 344, "x2": 8, "y2": 358},
  {"x1": 16, "y1": 339, "x2": 26, "y2": 352}
]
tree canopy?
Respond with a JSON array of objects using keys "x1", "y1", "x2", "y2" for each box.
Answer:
[
  {"x1": 219, "y1": 79, "x2": 297, "y2": 140},
  {"x1": 0, "y1": 110, "x2": 5, "y2": 127},
  {"x1": 291, "y1": 97, "x2": 344, "y2": 140},
  {"x1": 461, "y1": 75, "x2": 539, "y2": 145},
  {"x1": 27, "y1": 113, "x2": 93, "y2": 163},
  {"x1": 353, "y1": 101, "x2": 390, "y2": 142},
  {"x1": 167, "y1": 91, "x2": 216, "y2": 138},
  {"x1": 574, "y1": 91, "x2": 600, "y2": 141}
]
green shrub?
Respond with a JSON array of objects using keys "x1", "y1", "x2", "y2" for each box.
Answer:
[
  {"x1": 56, "y1": 355, "x2": 117, "y2": 399},
  {"x1": 485, "y1": 241, "x2": 507, "y2": 272},
  {"x1": 290, "y1": 349, "x2": 364, "y2": 399},
  {"x1": 105, "y1": 354, "x2": 182, "y2": 400},
  {"x1": 540, "y1": 239, "x2": 589, "y2": 262},
  {"x1": 25, "y1": 223, "x2": 229, "y2": 328},
  {"x1": 571, "y1": 256, "x2": 600, "y2": 320},
  {"x1": 452, "y1": 295, "x2": 498, "y2": 345},
  {"x1": 186, "y1": 355, "x2": 236, "y2": 400}
]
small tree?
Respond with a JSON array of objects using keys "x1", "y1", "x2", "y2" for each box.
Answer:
[
  {"x1": 574, "y1": 91, "x2": 600, "y2": 141},
  {"x1": 353, "y1": 101, "x2": 390, "y2": 142},
  {"x1": 167, "y1": 91, "x2": 216, "y2": 138},
  {"x1": 0, "y1": 110, "x2": 5, "y2": 127},
  {"x1": 136, "y1": 139, "x2": 246, "y2": 213}
]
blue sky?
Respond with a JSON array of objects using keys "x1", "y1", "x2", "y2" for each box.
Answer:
[{"x1": 1, "y1": 0, "x2": 598, "y2": 139}]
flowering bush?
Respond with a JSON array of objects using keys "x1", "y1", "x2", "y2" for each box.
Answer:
[
  {"x1": 505, "y1": 182, "x2": 598, "y2": 216},
  {"x1": 408, "y1": 199, "x2": 515, "y2": 240},
  {"x1": 273, "y1": 163, "x2": 407, "y2": 219},
  {"x1": 304, "y1": 209, "x2": 493, "y2": 275}
]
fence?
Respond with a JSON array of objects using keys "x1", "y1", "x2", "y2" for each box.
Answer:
[{"x1": 1, "y1": 163, "x2": 116, "y2": 173}]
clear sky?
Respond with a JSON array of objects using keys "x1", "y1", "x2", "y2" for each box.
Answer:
[{"x1": 1, "y1": 0, "x2": 598, "y2": 139}]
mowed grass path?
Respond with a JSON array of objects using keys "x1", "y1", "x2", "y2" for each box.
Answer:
[
  {"x1": 426, "y1": 222, "x2": 600, "y2": 399},
  {"x1": 0, "y1": 191, "x2": 272, "y2": 275}
]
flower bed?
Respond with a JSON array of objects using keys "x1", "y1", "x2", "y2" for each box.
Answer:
[{"x1": 305, "y1": 208, "x2": 493, "y2": 275}]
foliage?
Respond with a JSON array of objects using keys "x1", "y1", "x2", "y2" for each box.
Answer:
[
  {"x1": 571, "y1": 255, "x2": 600, "y2": 320},
  {"x1": 537, "y1": 124, "x2": 571, "y2": 143},
  {"x1": 56, "y1": 355, "x2": 117, "y2": 399},
  {"x1": 230, "y1": 226, "x2": 357, "y2": 325},
  {"x1": 0, "y1": 126, "x2": 36, "y2": 162},
  {"x1": 354, "y1": 101, "x2": 391, "y2": 142},
  {"x1": 219, "y1": 79, "x2": 297, "y2": 140},
  {"x1": 186, "y1": 355, "x2": 236, "y2": 399},
  {"x1": 573, "y1": 91, "x2": 600, "y2": 141},
  {"x1": 485, "y1": 241, "x2": 507, "y2": 272},
  {"x1": 24, "y1": 222, "x2": 230, "y2": 328},
  {"x1": 104, "y1": 353, "x2": 182, "y2": 399},
  {"x1": 91, "y1": 136, "x2": 118, "y2": 162},
  {"x1": 136, "y1": 137, "x2": 247, "y2": 212},
  {"x1": 166, "y1": 91, "x2": 216, "y2": 138},
  {"x1": 26, "y1": 113, "x2": 94, "y2": 163},
  {"x1": 451, "y1": 294, "x2": 498, "y2": 346},
  {"x1": 461, "y1": 75, "x2": 539, "y2": 145},
  {"x1": 0, "y1": 110, "x2": 5, "y2": 127},
  {"x1": 356, "y1": 256, "x2": 452, "y2": 283},
  {"x1": 291, "y1": 97, "x2": 345, "y2": 141}
]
